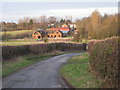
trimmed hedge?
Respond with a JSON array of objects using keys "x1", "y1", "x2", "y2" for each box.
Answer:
[
  {"x1": 88, "y1": 37, "x2": 118, "y2": 88},
  {"x1": 2, "y1": 43, "x2": 86, "y2": 60}
]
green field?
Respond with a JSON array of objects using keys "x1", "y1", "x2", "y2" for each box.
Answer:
[
  {"x1": 60, "y1": 53, "x2": 104, "y2": 88},
  {"x1": 1, "y1": 38, "x2": 88, "y2": 46},
  {"x1": 0, "y1": 30, "x2": 89, "y2": 46},
  {"x1": 1, "y1": 39, "x2": 44, "y2": 46},
  {"x1": 0, "y1": 30, "x2": 33, "y2": 35}
]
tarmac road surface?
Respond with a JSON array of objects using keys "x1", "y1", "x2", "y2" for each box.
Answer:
[{"x1": 3, "y1": 53, "x2": 83, "y2": 88}]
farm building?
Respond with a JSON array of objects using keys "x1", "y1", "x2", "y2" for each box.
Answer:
[
  {"x1": 50, "y1": 27, "x2": 70, "y2": 37},
  {"x1": 32, "y1": 30, "x2": 47, "y2": 39},
  {"x1": 47, "y1": 30, "x2": 62, "y2": 38},
  {"x1": 32, "y1": 30, "x2": 62, "y2": 39},
  {"x1": 32, "y1": 25, "x2": 75, "y2": 39},
  {"x1": 69, "y1": 24, "x2": 76, "y2": 28},
  {"x1": 61, "y1": 24, "x2": 68, "y2": 27}
]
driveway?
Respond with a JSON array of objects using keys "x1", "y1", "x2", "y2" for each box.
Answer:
[{"x1": 3, "y1": 53, "x2": 83, "y2": 88}]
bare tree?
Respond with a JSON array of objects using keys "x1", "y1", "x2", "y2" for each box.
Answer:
[{"x1": 47, "y1": 16, "x2": 57, "y2": 24}]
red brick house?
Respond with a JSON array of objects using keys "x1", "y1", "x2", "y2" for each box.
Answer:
[
  {"x1": 47, "y1": 30, "x2": 62, "y2": 38},
  {"x1": 32, "y1": 30, "x2": 62, "y2": 39},
  {"x1": 32, "y1": 30, "x2": 47, "y2": 39}
]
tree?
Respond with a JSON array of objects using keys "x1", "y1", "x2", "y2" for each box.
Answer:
[
  {"x1": 47, "y1": 16, "x2": 57, "y2": 24},
  {"x1": 18, "y1": 17, "x2": 31, "y2": 30},
  {"x1": 73, "y1": 31, "x2": 82, "y2": 43},
  {"x1": 91, "y1": 10, "x2": 102, "y2": 38},
  {"x1": 29, "y1": 19, "x2": 33, "y2": 25},
  {"x1": 27, "y1": 19, "x2": 34, "y2": 30},
  {"x1": 60, "y1": 19, "x2": 65, "y2": 23},
  {"x1": 65, "y1": 19, "x2": 71, "y2": 24}
]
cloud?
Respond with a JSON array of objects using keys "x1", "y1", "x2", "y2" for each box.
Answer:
[
  {"x1": 0, "y1": 0, "x2": 119, "y2": 2},
  {"x1": 48, "y1": 7, "x2": 118, "y2": 17},
  {"x1": 0, "y1": 7, "x2": 118, "y2": 22}
]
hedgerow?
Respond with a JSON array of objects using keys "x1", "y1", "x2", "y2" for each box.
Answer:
[
  {"x1": 88, "y1": 37, "x2": 118, "y2": 88},
  {"x1": 2, "y1": 43, "x2": 86, "y2": 61}
]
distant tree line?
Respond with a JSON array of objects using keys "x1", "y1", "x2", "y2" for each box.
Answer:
[
  {"x1": 1, "y1": 10, "x2": 118, "y2": 40},
  {"x1": 1, "y1": 16, "x2": 72, "y2": 31},
  {"x1": 75, "y1": 10, "x2": 118, "y2": 40}
]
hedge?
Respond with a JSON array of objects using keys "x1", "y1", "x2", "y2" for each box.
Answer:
[
  {"x1": 2, "y1": 43, "x2": 86, "y2": 60},
  {"x1": 88, "y1": 37, "x2": 119, "y2": 88}
]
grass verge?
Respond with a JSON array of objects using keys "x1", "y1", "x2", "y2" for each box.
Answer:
[
  {"x1": 2, "y1": 51, "x2": 67, "y2": 77},
  {"x1": 60, "y1": 53, "x2": 104, "y2": 88}
]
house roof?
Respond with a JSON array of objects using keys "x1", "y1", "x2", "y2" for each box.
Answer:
[
  {"x1": 50, "y1": 27, "x2": 70, "y2": 31},
  {"x1": 60, "y1": 30, "x2": 69, "y2": 34},
  {"x1": 35, "y1": 29, "x2": 63, "y2": 35},
  {"x1": 36, "y1": 30, "x2": 47, "y2": 37},
  {"x1": 47, "y1": 30, "x2": 62, "y2": 34}
]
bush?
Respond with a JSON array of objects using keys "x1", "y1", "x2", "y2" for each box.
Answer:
[
  {"x1": 2, "y1": 45, "x2": 30, "y2": 60},
  {"x1": 88, "y1": 37, "x2": 118, "y2": 88},
  {"x1": 43, "y1": 37, "x2": 48, "y2": 43},
  {"x1": 72, "y1": 34, "x2": 82, "y2": 42}
]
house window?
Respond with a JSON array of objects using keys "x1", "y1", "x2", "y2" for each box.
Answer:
[
  {"x1": 34, "y1": 32, "x2": 38, "y2": 35},
  {"x1": 38, "y1": 36, "x2": 41, "y2": 38}
]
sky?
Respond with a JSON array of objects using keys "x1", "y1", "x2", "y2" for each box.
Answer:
[{"x1": 0, "y1": 0, "x2": 119, "y2": 23}]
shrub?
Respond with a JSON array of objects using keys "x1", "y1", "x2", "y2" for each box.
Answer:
[
  {"x1": 2, "y1": 45, "x2": 30, "y2": 60},
  {"x1": 72, "y1": 34, "x2": 82, "y2": 42},
  {"x1": 43, "y1": 37, "x2": 48, "y2": 43},
  {"x1": 88, "y1": 37, "x2": 118, "y2": 88}
]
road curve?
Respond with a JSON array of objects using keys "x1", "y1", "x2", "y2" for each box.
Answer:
[{"x1": 3, "y1": 53, "x2": 83, "y2": 88}]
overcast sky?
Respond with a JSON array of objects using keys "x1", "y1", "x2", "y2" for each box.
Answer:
[{"x1": 0, "y1": 0, "x2": 119, "y2": 23}]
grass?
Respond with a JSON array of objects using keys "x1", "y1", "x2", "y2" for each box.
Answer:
[
  {"x1": 1, "y1": 41, "x2": 44, "y2": 46},
  {"x1": 0, "y1": 30, "x2": 33, "y2": 35},
  {"x1": 2, "y1": 51, "x2": 67, "y2": 77},
  {"x1": 1, "y1": 39, "x2": 73, "y2": 46},
  {"x1": 60, "y1": 53, "x2": 104, "y2": 88}
]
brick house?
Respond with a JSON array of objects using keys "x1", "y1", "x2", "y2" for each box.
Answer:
[
  {"x1": 32, "y1": 25, "x2": 71, "y2": 39},
  {"x1": 32, "y1": 30, "x2": 62, "y2": 39},
  {"x1": 47, "y1": 30, "x2": 62, "y2": 38},
  {"x1": 32, "y1": 30, "x2": 47, "y2": 39}
]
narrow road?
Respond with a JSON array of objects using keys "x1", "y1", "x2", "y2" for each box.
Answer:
[{"x1": 3, "y1": 53, "x2": 83, "y2": 88}]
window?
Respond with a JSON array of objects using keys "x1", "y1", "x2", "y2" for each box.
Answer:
[
  {"x1": 34, "y1": 32, "x2": 37, "y2": 35},
  {"x1": 38, "y1": 36, "x2": 41, "y2": 38}
]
